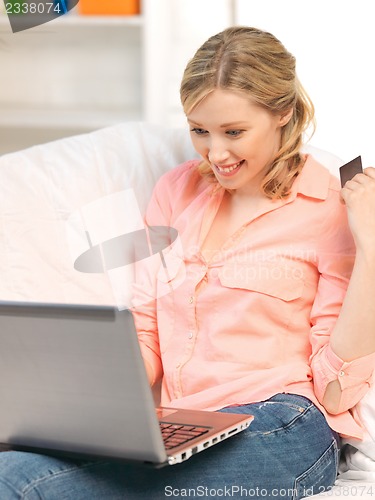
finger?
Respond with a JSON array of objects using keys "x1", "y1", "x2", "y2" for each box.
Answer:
[
  {"x1": 343, "y1": 171, "x2": 375, "y2": 190},
  {"x1": 363, "y1": 166, "x2": 375, "y2": 179},
  {"x1": 342, "y1": 175, "x2": 365, "y2": 190}
]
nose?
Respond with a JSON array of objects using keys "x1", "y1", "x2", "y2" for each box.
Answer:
[{"x1": 207, "y1": 137, "x2": 230, "y2": 165}]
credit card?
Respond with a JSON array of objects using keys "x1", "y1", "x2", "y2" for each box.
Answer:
[{"x1": 339, "y1": 156, "x2": 363, "y2": 187}]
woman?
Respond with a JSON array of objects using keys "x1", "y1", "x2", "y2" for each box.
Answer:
[{"x1": 1, "y1": 26, "x2": 375, "y2": 500}]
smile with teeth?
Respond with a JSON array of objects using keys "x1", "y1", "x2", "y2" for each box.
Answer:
[{"x1": 215, "y1": 160, "x2": 244, "y2": 173}]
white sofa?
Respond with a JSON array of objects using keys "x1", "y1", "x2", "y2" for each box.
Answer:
[{"x1": 1, "y1": 122, "x2": 375, "y2": 498}]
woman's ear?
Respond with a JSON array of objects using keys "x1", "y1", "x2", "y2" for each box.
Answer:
[{"x1": 279, "y1": 108, "x2": 294, "y2": 127}]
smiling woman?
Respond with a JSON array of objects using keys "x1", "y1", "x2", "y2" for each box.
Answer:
[
  {"x1": 181, "y1": 26, "x2": 315, "y2": 200},
  {"x1": 187, "y1": 89, "x2": 293, "y2": 197}
]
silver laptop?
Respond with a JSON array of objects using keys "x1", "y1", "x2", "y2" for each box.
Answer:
[{"x1": 0, "y1": 301, "x2": 253, "y2": 467}]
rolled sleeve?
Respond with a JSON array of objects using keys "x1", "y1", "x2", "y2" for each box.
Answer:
[{"x1": 312, "y1": 343, "x2": 375, "y2": 413}]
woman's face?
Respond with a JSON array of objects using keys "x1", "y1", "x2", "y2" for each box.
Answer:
[{"x1": 187, "y1": 89, "x2": 292, "y2": 197}]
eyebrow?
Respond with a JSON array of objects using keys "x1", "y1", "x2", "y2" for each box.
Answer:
[
  {"x1": 187, "y1": 119, "x2": 249, "y2": 128},
  {"x1": 220, "y1": 122, "x2": 248, "y2": 128}
]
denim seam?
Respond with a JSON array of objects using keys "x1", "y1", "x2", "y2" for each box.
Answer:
[
  {"x1": 0, "y1": 477, "x2": 24, "y2": 498},
  {"x1": 249, "y1": 402, "x2": 315, "y2": 436},
  {"x1": 21, "y1": 460, "x2": 108, "y2": 499},
  {"x1": 292, "y1": 438, "x2": 338, "y2": 500}
]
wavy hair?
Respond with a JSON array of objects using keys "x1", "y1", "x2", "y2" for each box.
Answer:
[{"x1": 180, "y1": 26, "x2": 315, "y2": 199}]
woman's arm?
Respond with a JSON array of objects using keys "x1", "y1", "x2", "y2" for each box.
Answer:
[
  {"x1": 323, "y1": 167, "x2": 375, "y2": 413},
  {"x1": 131, "y1": 172, "x2": 175, "y2": 388}
]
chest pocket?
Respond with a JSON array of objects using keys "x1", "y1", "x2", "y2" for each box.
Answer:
[
  {"x1": 218, "y1": 260, "x2": 306, "y2": 333},
  {"x1": 218, "y1": 260, "x2": 305, "y2": 302}
]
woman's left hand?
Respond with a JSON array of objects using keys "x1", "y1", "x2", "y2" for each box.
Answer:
[{"x1": 341, "y1": 166, "x2": 375, "y2": 255}]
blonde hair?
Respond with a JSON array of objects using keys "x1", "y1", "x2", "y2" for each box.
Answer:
[{"x1": 180, "y1": 26, "x2": 315, "y2": 199}]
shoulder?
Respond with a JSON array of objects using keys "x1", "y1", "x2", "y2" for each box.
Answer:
[
  {"x1": 302, "y1": 155, "x2": 354, "y2": 247},
  {"x1": 146, "y1": 160, "x2": 210, "y2": 224},
  {"x1": 301, "y1": 145, "x2": 343, "y2": 191},
  {"x1": 299, "y1": 154, "x2": 342, "y2": 200},
  {"x1": 153, "y1": 159, "x2": 209, "y2": 199},
  {"x1": 296, "y1": 155, "x2": 351, "y2": 235},
  {"x1": 155, "y1": 159, "x2": 202, "y2": 187}
]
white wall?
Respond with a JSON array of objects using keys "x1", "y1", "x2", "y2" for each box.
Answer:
[
  {"x1": 235, "y1": 0, "x2": 375, "y2": 165},
  {"x1": 144, "y1": 0, "x2": 234, "y2": 127}
]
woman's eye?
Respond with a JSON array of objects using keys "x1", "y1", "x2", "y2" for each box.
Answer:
[
  {"x1": 226, "y1": 130, "x2": 243, "y2": 137},
  {"x1": 191, "y1": 128, "x2": 208, "y2": 135}
]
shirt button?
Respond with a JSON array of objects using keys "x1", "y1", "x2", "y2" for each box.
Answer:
[
  {"x1": 188, "y1": 331, "x2": 193, "y2": 339},
  {"x1": 188, "y1": 296, "x2": 194, "y2": 304},
  {"x1": 339, "y1": 370, "x2": 345, "y2": 377}
]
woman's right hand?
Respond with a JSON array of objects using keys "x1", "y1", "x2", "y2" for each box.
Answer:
[{"x1": 341, "y1": 166, "x2": 375, "y2": 257}]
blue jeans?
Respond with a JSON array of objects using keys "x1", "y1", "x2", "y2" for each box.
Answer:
[{"x1": 0, "y1": 394, "x2": 340, "y2": 499}]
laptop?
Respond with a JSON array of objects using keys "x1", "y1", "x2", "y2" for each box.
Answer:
[{"x1": 0, "y1": 301, "x2": 253, "y2": 467}]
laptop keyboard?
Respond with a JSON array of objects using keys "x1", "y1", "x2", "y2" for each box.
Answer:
[{"x1": 160, "y1": 422, "x2": 210, "y2": 450}]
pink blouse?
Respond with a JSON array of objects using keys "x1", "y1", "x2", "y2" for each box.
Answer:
[{"x1": 132, "y1": 155, "x2": 375, "y2": 439}]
